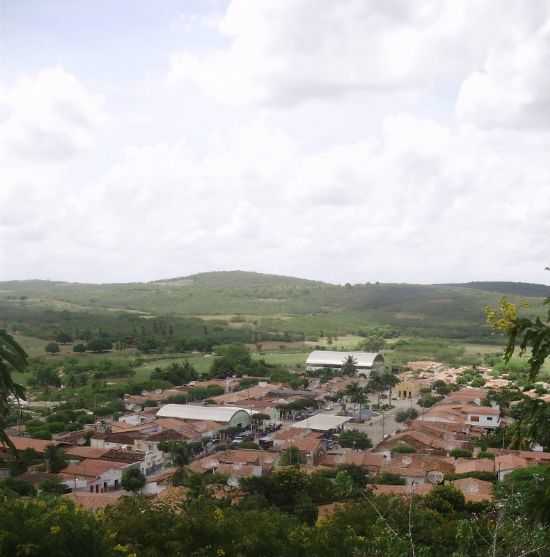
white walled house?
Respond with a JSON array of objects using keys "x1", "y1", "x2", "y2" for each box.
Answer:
[
  {"x1": 60, "y1": 459, "x2": 132, "y2": 493},
  {"x1": 465, "y1": 406, "x2": 501, "y2": 429}
]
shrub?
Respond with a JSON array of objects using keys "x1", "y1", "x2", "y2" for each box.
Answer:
[
  {"x1": 392, "y1": 443, "x2": 416, "y2": 454},
  {"x1": 376, "y1": 472, "x2": 406, "y2": 485},
  {"x1": 450, "y1": 448, "x2": 473, "y2": 459}
]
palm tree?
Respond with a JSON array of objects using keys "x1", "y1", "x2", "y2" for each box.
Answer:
[
  {"x1": 341, "y1": 355, "x2": 358, "y2": 376},
  {"x1": 367, "y1": 373, "x2": 386, "y2": 408},
  {"x1": 344, "y1": 382, "x2": 368, "y2": 418},
  {"x1": 382, "y1": 370, "x2": 400, "y2": 406},
  {"x1": 0, "y1": 331, "x2": 27, "y2": 453}
]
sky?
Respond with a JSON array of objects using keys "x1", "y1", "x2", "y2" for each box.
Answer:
[{"x1": 1, "y1": 0, "x2": 550, "y2": 285}]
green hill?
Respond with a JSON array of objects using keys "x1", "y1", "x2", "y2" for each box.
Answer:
[{"x1": 1, "y1": 272, "x2": 547, "y2": 342}]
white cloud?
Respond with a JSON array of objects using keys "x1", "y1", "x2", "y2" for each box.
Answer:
[
  {"x1": 0, "y1": 67, "x2": 105, "y2": 163},
  {"x1": 168, "y1": 0, "x2": 499, "y2": 106},
  {"x1": 457, "y1": 17, "x2": 550, "y2": 128},
  {"x1": 3, "y1": 2, "x2": 550, "y2": 285}
]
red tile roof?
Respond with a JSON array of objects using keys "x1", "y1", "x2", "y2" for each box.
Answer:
[{"x1": 61, "y1": 459, "x2": 128, "y2": 478}]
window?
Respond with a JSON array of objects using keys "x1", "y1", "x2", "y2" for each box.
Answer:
[
  {"x1": 486, "y1": 417, "x2": 493, "y2": 421},
  {"x1": 470, "y1": 415, "x2": 479, "y2": 422}
]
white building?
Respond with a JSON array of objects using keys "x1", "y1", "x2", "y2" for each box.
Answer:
[
  {"x1": 305, "y1": 351, "x2": 384, "y2": 377},
  {"x1": 465, "y1": 406, "x2": 501, "y2": 429},
  {"x1": 156, "y1": 404, "x2": 252, "y2": 429}
]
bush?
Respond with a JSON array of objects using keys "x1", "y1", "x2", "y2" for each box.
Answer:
[
  {"x1": 0, "y1": 477, "x2": 36, "y2": 496},
  {"x1": 376, "y1": 472, "x2": 406, "y2": 485},
  {"x1": 395, "y1": 408, "x2": 418, "y2": 423},
  {"x1": 338, "y1": 430, "x2": 372, "y2": 450},
  {"x1": 73, "y1": 343, "x2": 87, "y2": 353},
  {"x1": 392, "y1": 443, "x2": 417, "y2": 454},
  {"x1": 45, "y1": 342, "x2": 60, "y2": 354},
  {"x1": 450, "y1": 448, "x2": 473, "y2": 459}
]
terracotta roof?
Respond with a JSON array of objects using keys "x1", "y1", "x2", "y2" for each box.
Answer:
[
  {"x1": 454, "y1": 458, "x2": 495, "y2": 475},
  {"x1": 61, "y1": 459, "x2": 128, "y2": 478},
  {"x1": 370, "y1": 483, "x2": 434, "y2": 497},
  {"x1": 320, "y1": 450, "x2": 385, "y2": 470},
  {"x1": 146, "y1": 429, "x2": 186, "y2": 442},
  {"x1": 64, "y1": 446, "x2": 110, "y2": 460},
  {"x1": 17, "y1": 471, "x2": 60, "y2": 485},
  {"x1": 65, "y1": 492, "x2": 123, "y2": 510},
  {"x1": 101, "y1": 449, "x2": 145, "y2": 464},
  {"x1": 464, "y1": 406, "x2": 500, "y2": 416},
  {"x1": 216, "y1": 449, "x2": 277, "y2": 466},
  {"x1": 146, "y1": 467, "x2": 178, "y2": 484},
  {"x1": 287, "y1": 435, "x2": 323, "y2": 453},
  {"x1": 495, "y1": 454, "x2": 528, "y2": 472},
  {"x1": 91, "y1": 431, "x2": 145, "y2": 444},
  {"x1": 452, "y1": 478, "x2": 493, "y2": 502},
  {"x1": 3, "y1": 436, "x2": 58, "y2": 453},
  {"x1": 489, "y1": 449, "x2": 550, "y2": 464},
  {"x1": 272, "y1": 427, "x2": 313, "y2": 441}
]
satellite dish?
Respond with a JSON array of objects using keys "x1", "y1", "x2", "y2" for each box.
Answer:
[{"x1": 426, "y1": 470, "x2": 444, "y2": 485}]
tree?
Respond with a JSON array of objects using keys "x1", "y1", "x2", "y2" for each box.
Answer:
[
  {"x1": 361, "y1": 335, "x2": 385, "y2": 352},
  {"x1": 381, "y1": 370, "x2": 400, "y2": 403},
  {"x1": 338, "y1": 430, "x2": 372, "y2": 450},
  {"x1": 367, "y1": 372, "x2": 386, "y2": 407},
  {"x1": 44, "y1": 445, "x2": 67, "y2": 473},
  {"x1": 279, "y1": 446, "x2": 305, "y2": 466},
  {"x1": 86, "y1": 338, "x2": 113, "y2": 353},
  {"x1": 341, "y1": 355, "x2": 357, "y2": 376},
  {"x1": 344, "y1": 382, "x2": 368, "y2": 418},
  {"x1": 39, "y1": 477, "x2": 68, "y2": 495},
  {"x1": 0, "y1": 330, "x2": 27, "y2": 453},
  {"x1": 73, "y1": 343, "x2": 86, "y2": 353},
  {"x1": 55, "y1": 332, "x2": 73, "y2": 344},
  {"x1": 122, "y1": 467, "x2": 146, "y2": 493},
  {"x1": 45, "y1": 342, "x2": 60, "y2": 354},
  {"x1": 158, "y1": 441, "x2": 192, "y2": 467},
  {"x1": 486, "y1": 290, "x2": 550, "y2": 380}
]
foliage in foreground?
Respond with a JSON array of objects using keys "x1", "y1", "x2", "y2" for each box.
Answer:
[{"x1": 1, "y1": 473, "x2": 550, "y2": 557}]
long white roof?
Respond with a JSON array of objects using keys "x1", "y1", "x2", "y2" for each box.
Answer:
[
  {"x1": 156, "y1": 404, "x2": 250, "y2": 423},
  {"x1": 306, "y1": 350, "x2": 383, "y2": 367},
  {"x1": 291, "y1": 413, "x2": 352, "y2": 431}
]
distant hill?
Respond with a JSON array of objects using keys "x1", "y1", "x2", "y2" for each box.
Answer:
[
  {"x1": 154, "y1": 270, "x2": 325, "y2": 289},
  {"x1": 1, "y1": 272, "x2": 548, "y2": 342},
  {"x1": 446, "y1": 281, "x2": 550, "y2": 298}
]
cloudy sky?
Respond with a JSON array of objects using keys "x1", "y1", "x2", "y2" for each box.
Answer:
[{"x1": 1, "y1": 0, "x2": 550, "y2": 285}]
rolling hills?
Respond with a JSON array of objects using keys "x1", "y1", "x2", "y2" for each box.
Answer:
[{"x1": 1, "y1": 271, "x2": 548, "y2": 342}]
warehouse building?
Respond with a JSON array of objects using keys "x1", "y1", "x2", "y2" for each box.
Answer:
[
  {"x1": 305, "y1": 351, "x2": 384, "y2": 377},
  {"x1": 156, "y1": 404, "x2": 251, "y2": 429}
]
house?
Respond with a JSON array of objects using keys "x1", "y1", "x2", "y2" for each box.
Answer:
[
  {"x1": 495, "y1": 454, "x2": 529, "y2": 480},
  {"x1": 305, "y1": 351, "x2": 384, "y2": 378},
  {"x1": 454, "y1": 458, "x2": 495, "y2": 475},
  {"x1": 1, "y1": 436, "x2": 59, "y2": 455},
  {"x1": 60, "y1": 459, "x2": 132, "y2": 493},
  {"x1": 464, "y1": 406, "x2": 500, "y2": 429},
  {"x1": 451, "y1": 478, "x2": 493, "y2": 502},
  {"x1": 380, "y1": 454, "x2": 455, "y2": 485},
  {"x1": 370, "y1": 483, "x2": 434, "y2": 497},
  {"x1": 271, "y1": 427, "x2": 325, "y2": 465},
  {"x1": 320, "y1": 449, "x2": 385, "y2": 474},
  {"x1": 189, "y1": 449, "x2": 276, "y2": 486}
]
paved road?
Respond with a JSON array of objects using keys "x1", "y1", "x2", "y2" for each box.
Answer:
[{"x1": 342, "y1": 397, "x2": 422, "y2": 446}]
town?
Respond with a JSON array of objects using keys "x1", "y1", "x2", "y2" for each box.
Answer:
[{"x1": 3, "y1": 346, "x2": 549, "y2": 516}]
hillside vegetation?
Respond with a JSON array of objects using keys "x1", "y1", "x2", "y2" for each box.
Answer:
[{"x1": 1, "y1": 271, "x2": 548, "y2": 342}]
